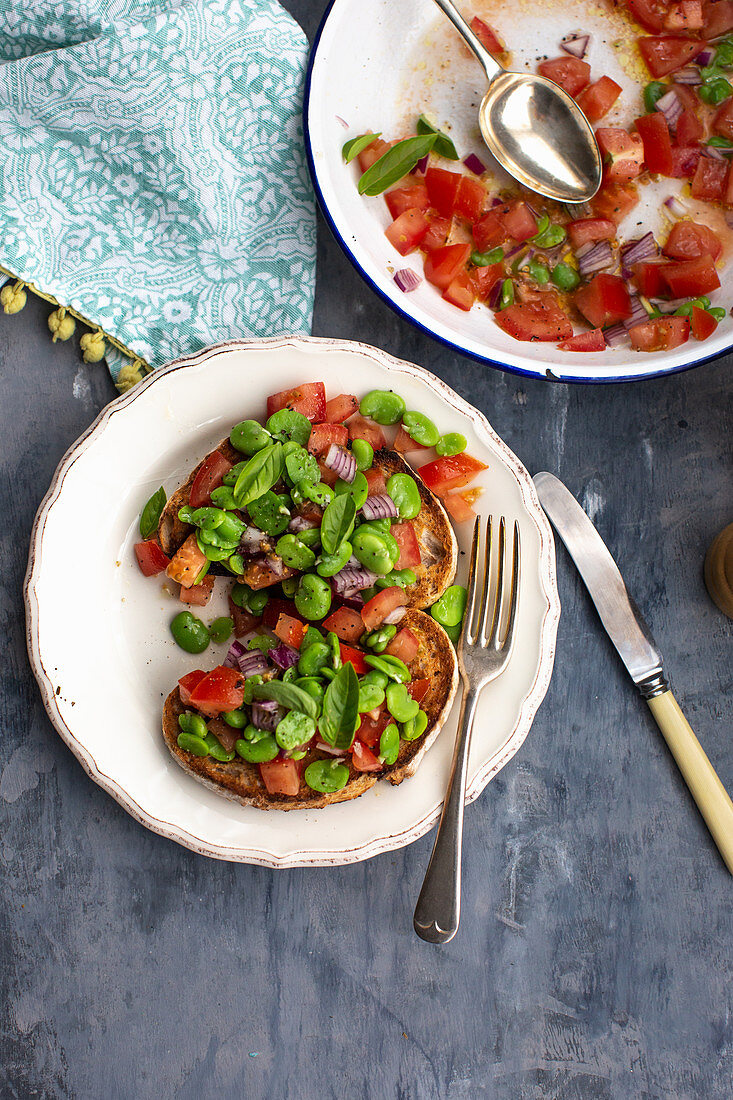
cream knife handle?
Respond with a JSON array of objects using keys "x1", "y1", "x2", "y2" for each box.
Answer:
[{"x1": 647, "y1": 690, "x2": 733, "y2": 875}]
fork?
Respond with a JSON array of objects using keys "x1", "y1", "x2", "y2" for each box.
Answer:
[{"x1": 413, "y1": 515, "x2": 521, "y2": 944}]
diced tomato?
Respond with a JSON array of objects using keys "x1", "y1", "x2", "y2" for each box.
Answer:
[
  {"x1": 713, "y1": 97, "x2": 733, "y2": 141},
  {"x1": 385, "y1": 208, "x2": 430, "y2": 255},
  {"x1": 189, "y1": 450, "x2": 233, "y2": 508},
  {"x1": 325, "y1": 394, "x2": 359, "y2": 423},
  {"x1": 538, "y1": 56, "x2": 591, "y2": 97},
  {"x1": 469, "y1": 261, "x2": 505, "y2": 301},
  {"x1": 228, "y1": 595, "x2": 262, "y2": 638},
  {"x1": 357, "y1": 708, "x2": 391, "y2": 747},
  {"x1": 308, "y1": 422, "x2": 348, "y2": 457},
  {"x1": 425, "y1": 167, "x2": 462, "y2": 216},
  {"x1": 347, "y1": 414, "x2": 387, "y2": 450},
  {"x1": 424, "y1": 242, "x2": 472, "y2": 290},
  {"x1": 443, "y1": 269, "x2": 475, "y2": 311},
  {"x1": 421, "y1": 215, "x2": 452, "y2": 252},
  {"x1": 660, "y1": 255, "x2": 721, "y2": 296},
  {"x1": 385, "y1": 626, "x2": 419, "y2": 663},
  {"x1": 664, "y1": 221, "x2": 723, "y2": 261},
  {"x1": 591, "y1": 180, "x2": 639, "y2": 224},
  {"x1": 576, "y1": 77, "x2": 622, "y2": 123},
  {"x1": 575, "y1": 274, "x2": 632, "y2": 328},
  {"x1": 384, "y1": 184, "x2": 431, "y2": 219},
  {"x1": 391, "y1": 522, "x2": 422, "y2": 570},
  {"x1": 663, "y1": 0, "x2": 703, "y2": 30},
  {"x1": 418, "y1": 453, "x2": 488, "y2": 495},
  {"x1": 676, "y1": 109, "x2": 703, "y2": 147},
  {"x1": 690, "y1": 157, "x2": 727, "y2": 201},
  {"x1": 407, "y1": 678, "x2": 431, "y2": 703},
  {"x1": 179, "y1": 575, "x2": 214, "y2": 606},
  {"x1": 628, "y1": 0, "x2": 666, "y2": 32},
  {"x1": 638, "y1": 36, "x2": 705, "y2": 78},
  {"x1": 361, "y1": 586, "x2": 408, "y2": 631},
  {"x1": 351, "y1": 740, "x2": 383, "y2": 772},
  {"x1": 469, "y1": 15, "x2": 504, "y2": 53},
  {"x1": 472, "y1": 207, "x2": 507, "y2": 251},
  {"x1": 166, "y1": 532, "x2": 207, "y2": 588},
  {"x1": 189, "y1": 666, "x2": 246, "y2": 717},
  {"x1": 635, "y1": 113, "x2": 674, "y2": 175},
  {"x1": 357, "y1": 136, "x2": 391, "y2": 172},
  {"x1": 134, "y1": 539, "x2": 170, "y2": 577},
  {"x1": 322, "y1": 606, "x2": 365, "y2": 643},
  {"x1": 241, "y1": 559, "x2": 297, "y2": 590},
  {"x1": 178, "y1": 670, "x2": 206, "y2": 706},
  {"x1": 442, "y1": 492, "x2": 477, "y2": 523},
  {"x1": 454, "y1": 176, "x2": 487, "y2": 220},
  {"x1": 502, "y1": 200, "x2": 538, "y2": 241},
  {"x1": 595, "y1": 128, "x2": 644, "y2": 181},
  {"x1": 318, "y1": 460, "x2": 339, "y2": 486},
  {"x1": 259, "y1": 759, "x2": 301, "y2": 796},
  {"x1": 669, "y1": 145, "x2": 701, "y2": 179},
  {"x1": 364, "y1": 467, "x2": 387, "y2": 494},
  {"x1": 274, "y1": 612, "x2": 308, "y2": 649},
  {"x1": 392, "y1": 425, "x2": 430, "y2": 453},
  {"x1": 339, "y1": 642, "x2": 368, "y2": 675},
  {"x1": 262, "y1": 596, "x2": 301, "y2": 629},
  {"x1": 725, "y1": 162, "x2": 733, "y2": 205},
  {"x1": 628, "y1": 316, "x2": 690, "y2": 350},
  {"x1": 703, "y1": 0, "x2": 733, "y2": 38},
  {"x1": 567, "y1": 217, "x2": 616, "y2": 249},
  {"x1": 670, "y1": 83, "x2": 699, "y2": 113},
  {"x1": 557, "y1": 328, "x2": 607, "y2": 351},
  {"x1": 690, "y1": 305, "x2": 719, "y2": 340},
  {"x1": 494, "y1": 299, "x2": 574, "y2": 342},
  {"x1": 266, "y1": 382, "x2": 326, "y2": 423},
  {"x1": 631, "y1": 260, "x2": 666, "y2": 297}
]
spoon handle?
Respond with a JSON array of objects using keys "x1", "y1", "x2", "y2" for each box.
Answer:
[{"x1": 430, "y1": 0, "x2": 503, "y2": 83}]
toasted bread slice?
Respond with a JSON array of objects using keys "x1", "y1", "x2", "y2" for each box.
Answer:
[
  {"x1": 161, "y1": 609, "x2": 459, "y2": 810},
  {"x1": 158, "y1": 441, "x2": 458, "y2": 605}
]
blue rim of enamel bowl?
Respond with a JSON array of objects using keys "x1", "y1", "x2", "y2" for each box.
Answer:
[{"x1": 302, "y1": 0, "x2": 728, "y2": 384}]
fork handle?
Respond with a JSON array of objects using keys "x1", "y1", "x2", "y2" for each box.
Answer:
[{"x1": 413, "y1": 682, "x2": 480, "y2": 943}]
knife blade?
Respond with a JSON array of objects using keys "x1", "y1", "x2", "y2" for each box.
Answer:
[{"x1": 533, "y1": 471, "x2": 733, "y2": 875}]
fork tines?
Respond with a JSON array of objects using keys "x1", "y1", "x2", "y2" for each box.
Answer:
[{"x1": 462, "y1": 515, "x2": 520, "y2": 652}]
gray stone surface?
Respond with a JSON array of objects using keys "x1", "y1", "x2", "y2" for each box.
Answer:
[{"x1": 1, "y1": 4, "x2": 732, "y2": 1097}]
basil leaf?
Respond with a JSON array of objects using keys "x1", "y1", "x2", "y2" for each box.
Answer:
[
  {"x1": 319, "y1": 662, "x2": 359, "y2": 750},
  {"x1": 234, "y1": 442, "x2": 284, "y2": 508},
  {"x1": 139, "y1": 486, "x2": 166, "y2": 539},
  {"x1": 416, "y1": 115, "x2": 459, "y2": 160},
  {"x1": 320, "y1": 493, "x2": 356, "y2": 556},
  {"x1": 343, "y1": 132, "x2": 381, "y2": 164},
  {"x1": 252, "y1": 680, "x2": 319, "y2": 721},
  {"x1": 358, "y1": 134, "x2": 437, "y2": 196}
]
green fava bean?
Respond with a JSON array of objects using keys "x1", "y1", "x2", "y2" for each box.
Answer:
[
  {"x1": 435, "y1": 432, "x2": 467, "y2": 457},
  {"x1": 430, "y1": 584, "x2": 468, "y2": 628},
  {"x1": 230, "y1": 419, "x2": 271, "y2": 455},
  {"x1": 170, "y1": 611, "x2": 210, "y2": 654},
  {"x1": 209, "y1": 616, "x2": 233, "y2": 644},
  {"x1": 401, "y1": 709, "x2": 429, "y2": 742},
  {"x1": 444, "y1": 622, "x2": 461, "y2": 643},
  {"x1": 298, "y1": 480, "x2": 334, "y2": 507},
  {"x1": 358, "y1": 681, "x2": 386, "y2": 712},
  {"x1": 335, "y1": 470, "x2": 368, "y2": 509},
  {"x1": 196, "y1": 536, "x2": 233, "y2": 562},
  {"x1": 276, "y1": 534, "x2": 316, "y2": 570},
  {"x1": 360, "y1": 669, "x2": 389, "y2": 691},
  {"x1": 281, "y1": 576, "x2": 299, "y2": 597},
  {"x1": 376, "y1": 568, "x2": 416, "y2": 590},
  {"x1": 284, "y1": 442, "x2": 320, "y2": 485},
  {"x1": 364, "y1": 653, "x2": 411, "y2": 683},
  {"x1": 326, "y1": 631, "x2": 342, "y2": 670},
  {"x1": 386, "y1": 682, "x2": 419, "y2": 723},
  {"x1": 275, "y1": 711, "x2": 316, "y2": 752},
  {"x1": 222, "y1": 461, "x2": 246, "y2": 486},
  {"x1": 352, "y1": 528, "x2": 392, "y2": 574},
  {"x1": 205, "y1": 732, "x2": 236, "y2": 762},
  {"x1": 386, "y1": 472, "x2": 421, "y2": 520},
  {"x1": 295, "y1": 677, "x2": 325, "y2": 705},
  {"x1": 179, "y1": 712, "x2": 208, "y2": 739},
  {"x1": 240, "y1": 722, "x2": 266, "y2": 742},
  {"x1": 383, "y1": 532, "x2": 400, "y2": 565},
  {"x1": 360, "y1": 389, "x2": 406, "y2": 425},
  {"x1": 402, "y1": 410, "x2": 440, "y2": 448},
  {"x1": 294, "y1": 574, "x2": 332, "y2": 620},
  {"x1": 304, "y1": 759, "x2": 350, "y2": 793},
  {"x1": 231, "y1": 583, "x2": 269, "y2": 616},
  {"x1": 351, "y1": 438, "x2": 374, "y2": 471},
  {"x1": 365, "y1": 624, "x2": 397, "y2": 653},
  {"x1": 379, "y1": 723, "x2": 400, "y2": 765},
  {"x1": 317, "y1": 540, "x2": 352, "y2": 577},
  {"x1": 209, "y1": 486, "x2": 239, "y2": 510},
  {"x1": 282, "y1": 666, "x2": 298, "y2": 684},
  {"x1": 248, "y1": 491, "x2": 290, "y2": 536},
  {"x1": 300, "y1": 626, "x2": 324, "y2": 651},
  {"x1": 297, "y1": 527, "x2": 321, "y2": 549},
  {"x1": 359, "y1": 518, "x2": 392, "y2": 538},
  {"x1": 177, "y1": 732, "x2": 210, "y2": 756},
  {"x1": 235, "y1": 735, "x2": 279, "y2": 762},
  {"x1": 190, "y1": 506, "x2": 226, "y2": 530},
  {"x1": 266, "y1": 408, "x2": 312, "y2": 447},
  {"x1": 197, "y1": 526, "x2": 240, "y2": 550},
  {"x1": 222, "y1": 708, "x2": 248, "y2": 728}
]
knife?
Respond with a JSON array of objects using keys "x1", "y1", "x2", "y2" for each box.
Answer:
[{"x1": 534, "y1": 471, "x2": 733, "y2": 875}]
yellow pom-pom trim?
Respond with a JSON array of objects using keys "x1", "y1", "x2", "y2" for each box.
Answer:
[
  {"x1": 116, "y1": 358, "x2": 145, "y2": 393},
  {"x1": 79, "y1": 329, "x2": 106, "y2": 363},
  {"x1": 1, "y1": 281, "x2": 27, "y2": 314},
  {"x1": 48, "y1": 306, "x2": 76, "y2": 343}
]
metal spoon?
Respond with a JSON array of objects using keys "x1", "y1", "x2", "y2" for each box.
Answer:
[{"x1": 431, "y1": 0, "x2": 602, "y2": 203}]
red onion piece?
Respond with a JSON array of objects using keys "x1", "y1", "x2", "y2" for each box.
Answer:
[
  {"x1": 703, "y1": 144, "x2": 727, "y2": 161},
  {"x1": 664, "y1": 194, "x2": 688, "y2": 219},
  {"x1": 223, "y1": 639, "x2": 246, "y2": 668},
  {"x1": 623, "y1": 295, "x2": 650, "y2": 331},
  {"x1": 725, "y1": 210, "x2": 733, "y2": 228},
  {"x1": 331, "y1": 565, "x2": 378, "y2": 596},
  {"x1": 655, "y1": 89, "x2": 683, "y2": 129},
  {"x1": 577, "y1": 240, "x2": 614, "y2": 276},
  {"x1": 463, "y1": 152, "x2": 487, "y2": 175},
  {"x1": 415, "y1": 155, "x2": 429, "y2": 174},
  {"x1": 270, "y1": 642, "x2": 299, "y2": 670},
  {"x1": 289, "y1": 513, "x2": 320, "y2": 532},
  {"x1": 491, "y1": 196, "x2": 504, "y2": 207},
  {"x1": 324, "y1": 443, "x2": 356, "y2": 483},
  {"x1": 561, "y1": 34, "x2": 589, "y2": 59},
  {"x1": 394, "y1": 268, "x2": 422, "y2": 293},
  {"x1": 383, "y1": 606, "x2": 407, "y2": 625},
  {"x1": 315, "y1": 741, "x2": 347, "y2": 756},
  {"x1": 602, "y1": 321, "x2": 628, "y2": 345},
  {"x1": 252, "y1": 700, "x2": 282, "y2": 731},
  {"x1": 620, "y1": 232, "x2": 658, "y2": 268},
  {"x1": 335, "y1": 115, "x2": 349, "y2": 129},
  {"x1": 339, "y1": 591, "x2": 365, "y2": 609},
  {"x1": 238, "y1": 650, "x2": 269, "y2": 677},
  {"x1": 488, "y1": 278, "x2": 504, "y2": 310},
  {"x1": 697, "y1": 47, "x2": 715, "y2": 67},
  {"x1": 361, "y1": 493, "x2": 398, "y2": 521},
  {"x1": 264, "y1": 554, "x2": 287, "y2": 578},
  {"x1": 674, "y1": 67, "x2": 702, "y2": 85}
]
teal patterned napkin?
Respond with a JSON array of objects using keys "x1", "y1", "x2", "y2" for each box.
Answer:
[{"x1": 0, "y1": 0, "x2": 316, "y2": 388}]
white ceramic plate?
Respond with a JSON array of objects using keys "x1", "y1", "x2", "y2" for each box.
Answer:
[
  {"x1": 25, "y1": 336, "x2": 559, "y2": 866},
  {"x1": 305, "y1": 0, "x2": 732, "y2": 382}
]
